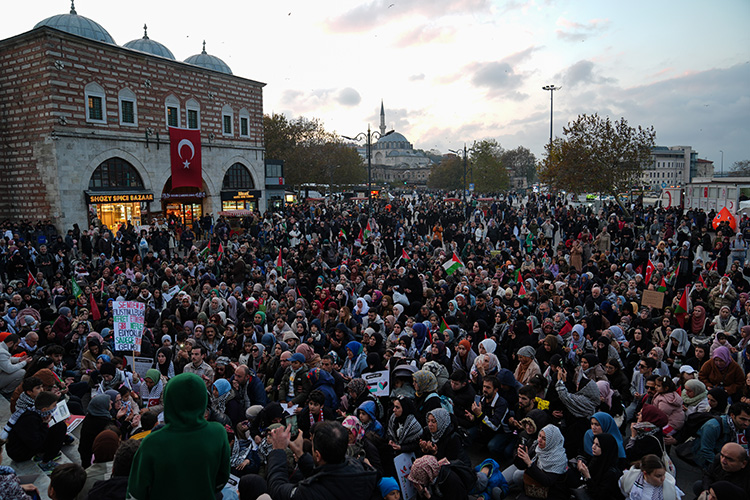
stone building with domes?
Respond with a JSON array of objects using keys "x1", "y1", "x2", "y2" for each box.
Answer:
[
  {"x1": 0, "y1": 2, "x2": 273, "y2": 230},
  {"x1": 368, "y1": 102, "x2": 433, "y2": 186}
]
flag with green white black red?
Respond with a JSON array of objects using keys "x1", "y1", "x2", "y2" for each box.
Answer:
[{"x1": 442, "y1": 252, "x2": 464, "y2": 275}]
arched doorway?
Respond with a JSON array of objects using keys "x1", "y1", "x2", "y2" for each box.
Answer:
[
  {"x1": 86, "y1": 157, "x2": 153, "y2": 229},
  {"x1": 161, "y1": 177, "x2": 208, "y2": 227},
  {"x1": 220, "y1": 163, "x2": 260, "y2": 213}
]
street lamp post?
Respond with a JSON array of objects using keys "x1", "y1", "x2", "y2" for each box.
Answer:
[
  {"x1": 720, "y1": 150, "x2": 724, "y2": 175},
  {"x1": 542, "y1": 85, "x2": 561, "y2": 145},
  {"x1": 448, "y1": 144, "x2": 468, "y2": 201},
  {"x1": 343, "y1": 125, "x2": 394, "y2": 215}
]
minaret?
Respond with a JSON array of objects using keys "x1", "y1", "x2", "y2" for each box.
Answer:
[{"x1": 379, "y1": 100, "x2": 386, "y2": 135}]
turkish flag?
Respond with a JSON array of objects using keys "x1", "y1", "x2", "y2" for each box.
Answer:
[{"x1": 169, "y1": 127, "x2": 202, "y2": 189}]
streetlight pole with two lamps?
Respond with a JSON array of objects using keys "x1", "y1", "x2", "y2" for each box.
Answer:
[
  {"x1": 448, "y1": 144, "x2": 469, "y2": 202},
  {"x1": 542, "y1": 84, "x2": 561, "y2": 146},
  {"x1": 343, "y1": 125, "x2": 394, "y2": 215}
]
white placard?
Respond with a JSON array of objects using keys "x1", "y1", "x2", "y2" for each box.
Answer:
[
  {"x1": 113, "y1": 301, "x2": 145, "y2": 351},
  {"x1": 394, "y1": 452, "x2": 417, "y2": 500},
  {"x1": 50, "y1": 400, "x2": 70, "y2": 426},
  {"x1": 364, "y1": 370, "x2": 390, "y2": 397},
  {"x1": 124, "y1": 356, "x2": 155, "y2": 378}
]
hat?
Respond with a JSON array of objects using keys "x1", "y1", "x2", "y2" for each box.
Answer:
[
  {"x1": 679, "y1": 365, "x2": 696, "y2": 374},
  {"x1": 100, "y1": 362, "x2": 116, "y2": 377},
  {"x1": 246, "y1": 405, "x2": 264, "y2": 419},
  {"x1": 282, "y1": 331, "x2": 300, "y2": 342},
  {"x1": 290, "y1": 353, "x2": 306, "y2": 364},
  {"x1": 335, "y1": 284, "x2": 344, "y2": 292},
  {"x1": 379, "y1": 478, "x2": 400, "y2": 498}
]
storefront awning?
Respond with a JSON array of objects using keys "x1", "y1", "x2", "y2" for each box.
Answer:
[{"x1": 219, "y1": 210, "x2": 254, "y2": 217}]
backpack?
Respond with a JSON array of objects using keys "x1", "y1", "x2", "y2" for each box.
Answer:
[
  {"x1": 426, "y1": 392, "x2": 454, "y2": 414},
  {"x1": 674, "y1": 412, "x2": 723, "y2": 444}
]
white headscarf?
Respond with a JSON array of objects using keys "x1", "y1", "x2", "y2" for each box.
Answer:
[
  {"x1": 535, "y1": 424, "x2": 568, "y2": 474},
  {"x1": 479, "y1": 338, "x2": 497, "y2": 354},
  {"x1": 355, "y1": 297, "x2": 370, "y2": 315}
]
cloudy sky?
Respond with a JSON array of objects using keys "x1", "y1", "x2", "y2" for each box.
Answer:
[{"x1": 6, "y1": 0, "x2": 749, "y2": 168}]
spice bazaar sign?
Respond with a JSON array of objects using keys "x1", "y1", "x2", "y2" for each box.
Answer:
[{"x1": 86, "y1": 193, "x2": 154, "y2": 204}]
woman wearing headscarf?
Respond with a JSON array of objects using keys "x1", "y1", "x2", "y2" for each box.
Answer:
[
  {"x1": 682, "y1": 379, "x2": 710, "y2": 416},
  {"x1": 423, "y1": 341, "x2": 451, "y2": 373},
  {"x1": 583, "y1": 411, "x2": 626, "y2": 460},
  {"x1": 535, "y1": 334, "x2": 564, "y2": 371},
  {"x1": 565, "y1": 324, "x2": 592, "y2": 366},
  {"x1": 342, "y1": 341, "x2": 367, "y2": 381},
  {"x1": 625, "y1": 404, "x2": 668, "y2": 463},
  {"x1": 408, "y1": 454, "x2": 471, "y2": 500},
  {"x1": 648, "y1": 347, "x2": 671, "y2": 378},
  {"x1": 515, "y1": 346, "x2": 542, "y2": 385},
  {"x1": 387, "y1": 395, "x2": 423, "y2": 455},
  {"x1": 575, "y1": 433, "x2": 625, "y2": 500},
  {"x1": 139, "y1": 369, "x2": 166, "y2": 413},
  {"x1": 698, "y1": 345, "x2": 745, "y2": 397},
  {"x1": 605, "y1": 359, "x2": 632, "y2": 406},
  {"x1": 687, "y1": 305, "x2": 710, "y2": 339},
  {"x1": 595, "y1": 335, "x2": 623, "y2": 369},
  {"x1": 412, "y1": 323, "x2": 431, "y2": 356},
  {"x1": 341, "y1": 415, "x2": 381, "y2": 470},
  {"x1": 419, "y1": 408, "x2": 470, "y2": 466},
  {"x1": 625, "y1": 328, "x2": 654, "y2": 373},
  {"x1": 78, "y1": 394, "x2": 113, "y2": 469},
  {"x1": 470, "y1": 353, "x2": 499, "y2": 388},
  {"x1": 478, "y1": 338, "x2": 497, "y2": 356},
  {"x1": 664, "y1": 328, "x2": 694, "y2": 376},
  {"x1": 413, "y1": 370, "x2": 441, "y2": 424},
  {"x1": 575, "y1": 354, "x2": 607, "y2": 385},
  {"x1": 516, "y1": 424, "x2": 570, "y2": 500},
  {"x1": 452, "y1": 339, "x2": 477, "y2": 374},
  {"x1": 155, "y1": 346, "x2": 175, "y2": 379}
]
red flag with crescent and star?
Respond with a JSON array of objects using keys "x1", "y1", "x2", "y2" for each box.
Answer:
[{"x1": 169, "y1": 127, "x2": 202, "y2": 189}]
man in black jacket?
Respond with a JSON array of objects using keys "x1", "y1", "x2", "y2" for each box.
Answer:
[
  {"x1": 694, "y1": 443, "x2": 750, "y2": 499},
  {"x1": 5, "y1": 391, "x2": 67, "y2": 473},
  {"x1": 267, "y1": 420, "x2": 379, "y2": 500}
]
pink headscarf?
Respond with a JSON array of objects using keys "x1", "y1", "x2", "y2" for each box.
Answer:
[
  {"x1": 596, "y1": 380, "x2": 614, "y2": 408},
  {"x1": 712, "y1": 346, "x2": 733, "y2": 371}
]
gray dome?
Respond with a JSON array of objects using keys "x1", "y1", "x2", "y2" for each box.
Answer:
[
  {"x1": 184, "y1": 41, "x2": 232, "y2": 75},
  {"x1": 124, "y1": 25, "x2": 175, "y2": 59},
  {"x1": 379, "y1": 132, "x2": 408, "y2": 143},
  {"x1": 35, "y1": 2, "x2": 115, "y2": 44}
]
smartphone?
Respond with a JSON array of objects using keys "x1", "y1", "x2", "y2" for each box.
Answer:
[
  {"x1": 474, "y1": 395, "x2": 482, "y2": 405},
  {"x1": 285, "y1": 414, "x2": 298, "y2": 437}
]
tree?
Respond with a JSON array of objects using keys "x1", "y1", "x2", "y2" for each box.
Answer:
[
  {"x1": 501, "y1": 146, "x2": 537, "y2": 184},
  {"x1": 470, "y1": 139, "x2": 509, "y2": 193},
  {"x1": 538, "y1": 114, "x2": 656, "y2": 213},
  {"x1": 427, "y1": 155, "x2": 464, "y2": 190},
  {"x1": 263, "y1": 113, "x2": 364, "y2": 188},
  {"x1": 730, "y1": 160, "x2": 750, "y2": 176}
]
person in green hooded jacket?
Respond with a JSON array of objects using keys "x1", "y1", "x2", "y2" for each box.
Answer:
[{"x1": 126, "y1": 372, "x2": 230, "y2": 500}]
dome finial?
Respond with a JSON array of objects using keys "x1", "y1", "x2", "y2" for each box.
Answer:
[
  {"x1": 143, "y1": 24, "x2": 149, "y2": 39},
  {"x1": 202, "y1": 40, "x2": 206, "y2": 54},
  {"x1": 70, "y1": 0, "x2": 77, "y2": 14}
]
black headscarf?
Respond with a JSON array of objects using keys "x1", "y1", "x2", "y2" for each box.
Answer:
[{"x1": 588, "y1": 432, "x2": 621, "y2": 481}]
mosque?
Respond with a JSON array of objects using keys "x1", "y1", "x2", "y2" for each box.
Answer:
[
  {"x1": 368, "y1": 102, "x2": 433, "y2": 187},
  {"x1": 0, "y1": 2, "x2": 276, "y2": 231}
]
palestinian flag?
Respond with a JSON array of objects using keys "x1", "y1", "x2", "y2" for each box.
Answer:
[
  {"x1": 71, "y1": 278, "x2": 83, "y2": 299},
  {"x1": 90, "y1": 293, "x2": 101, "y2": 321},
  {"x1": 438, "y1": 317, "x2": 449, "y2": 335},
  {"x1": 363, "y1": 222, "x2": 372, "y2": 239},
  {"x1": 710, "y1": 260, "x2": 718, "y2": 271},
  {"x1": 516, "y1": 269, "x2": 523, "y2": 283},
  {"x1": 276, "y1": 248, "x2": 283, "y2": 272},
  {"x1": 698, "y1": 273, "x2": 706, "y2": 287},
  {"x1": 559, "y1": 320, "x2": 572, "y2": 337},
  {"x1": 442, "y1": 252, "x2": 464, "y2": 276},
  {"x1": 657, "y1": 277, "x2": 667, "y2": 292},
  {"x1": 401, "y1": 249, "x2": 410, "y2": 262},
  {"x1": 199, "y1": 241, "x2": 210, "y2": 260},
  {"x1": 217, "y1": 242, "x2": 224, "y2": 261},
  {"x1": 675, "y1": 285, "x2": 690, "y2": 327},
  {"x1": 644, "y1": 260, "x2": 656, "y2": 285},
  {"x1": 518, "y1": 281, "x2": 527, "y2": 297},
  {"x1": 339, "y1": 228, "x2": 347, "y2": 239},
  {"x1": 27, "y1": 271, "x2": 37, "y2": 288}
]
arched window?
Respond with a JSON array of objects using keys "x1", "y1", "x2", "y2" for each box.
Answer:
[
  {"x1": 222, "y1": 163, "x2": 254, "y2": 190},
  {"x1": 85, "y1": 82, "x2": 106, "y2": 124},
  {"x1": 165, "y1": 95, "x2": 180, "y2": 127},
  {"x1": 89, "y1": 157, "x2": 144, "y2": 190},
  {"x1": 186, "y1": 98, "x2": 200, "y2": 129},
  {"x1": 118, "y1": 88, "x2": 137, "y2": 126}
]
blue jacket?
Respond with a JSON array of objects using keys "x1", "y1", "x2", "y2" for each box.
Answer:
[
  {"x1": 692, "y1": 415, "x2": 749, "y2": 470},
  {"x1": 309, "y1": 368, "x2": 338, "y2": 409}
]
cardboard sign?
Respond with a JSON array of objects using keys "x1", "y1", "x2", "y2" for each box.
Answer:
[
  {"x1": 124, "y1": 356, "x2": 155, "y2": 378},
  {"x1": 50, "y1": 400, "x2": 70, "y2": 426},
  {"x1": 113, "y1": 301, "x2": 146, "y2": 351},
  {"x1": 364, "y1": 370, "x2": 390, "y2": 397},
  {"x1": 641, "y1": 290, "x2": 665, "y2": 310},
  {"x1": 394, "y1": 452, "x2": 417, "y2": 500}
]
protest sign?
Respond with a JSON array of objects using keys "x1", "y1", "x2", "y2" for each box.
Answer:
[
  {"x1": 364, "y1": 370, "x2": 390, "y2": 397},
  {"x1": 113, "y1": 301, "x2": 145, "y2": 351},
  {"x1": 394, "y1": 452, "x2": 417, "y2": 500},
  {"x1": 641, "y1": 290, "x2": 665, "y2": 310},
  {"x1": 124, "y1": 356, "x2": 155, "y2": 378}
]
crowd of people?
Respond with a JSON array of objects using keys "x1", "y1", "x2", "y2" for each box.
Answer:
[{"x1": 0, "y1": 190, "x2": 749, "y2": 500}]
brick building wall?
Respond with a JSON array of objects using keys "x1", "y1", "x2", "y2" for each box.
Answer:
[{"x1": 0, "y1": 26, "x2": 265, "y2": 229}]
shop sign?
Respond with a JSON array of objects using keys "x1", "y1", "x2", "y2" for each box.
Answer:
[
  {"x1": 161, "y1": 192, "x2": 207, "y2": 200},
  {"x1": 86, "y1": 192, "x2": 154, "y2": 204},
  {"x1": 221, "y1": 190, "x2": 261, "y2": 201}
]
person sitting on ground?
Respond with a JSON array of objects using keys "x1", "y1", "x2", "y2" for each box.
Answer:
[
  {"x1": 693, "y1": 442, "x2": 750, "y2": 500},
  {"x1": 619, "y1": 454, "x2": 683, "y2": 500},
  {"x1": 692, "y1": 401, "x2": 750, "y2": 471},
  {"x1": 575, "y1": 433, "x2": 625, "y2": 500},
  {"x1": 48, "y1": 463, "x2": 87, "y2": 500},
  {"x1": 5, "y1": 390, "x2": 67, "y2": 474},
  {"x1": 266, "y1": 420, "x2": 379, "y2": 499},
  {"x1": 86, "y1": 438, "x2": 141, "y2": 500},
  {"x1": 516, "y1": 424, "x2": 570, "y2": 500}
]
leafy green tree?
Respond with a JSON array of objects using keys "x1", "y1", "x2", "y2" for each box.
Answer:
[
  {"x1": 470, "y1": 139, "x2": 509, "y2": 192},
  {"x1": 263, "y1": 113, "x2": 364, "y2": 188},
  {"x1": 501, "y1": 146, "x2": 537, "y2": 184},
  {"x1": 427, "y1": 155, "x2": 464, "y2": 190},
  {"x1": 538, "y1": 114, "x2": 655, "y2": 213}
]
